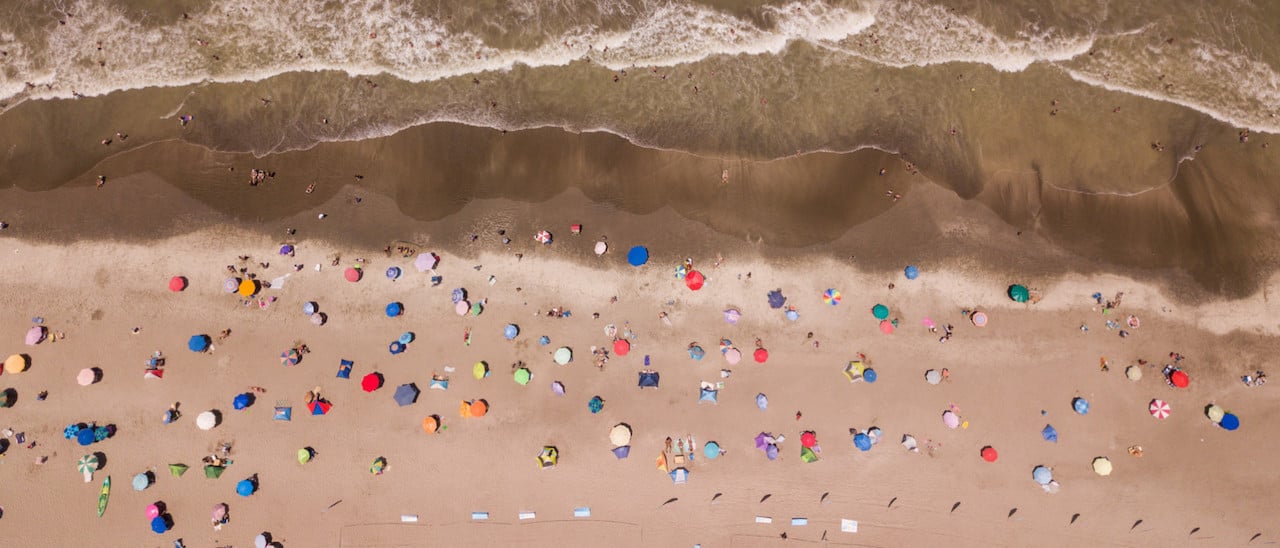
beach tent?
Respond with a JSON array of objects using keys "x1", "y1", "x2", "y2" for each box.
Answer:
[
  {"x1": 981, "y1": 446, "x2": 998, "y2": 462},
  {"x1": 273, "y1": 406, "x2": 292, "y2": 421},
  {"x1": 513, "y1": 367, "x2": 532, "y2": 386},
  {"x1": 361, "y1": 373, "x2": 384, "y2": 393},
  {"x1": 233, "y1": 393, "x2": 252, "y2": 410},
  {"x1": 1072, "y1": 397, "x2": 1090, "y2": 415},
  {"x1": 394, "y1": 383, "x2": 420, "y2": 406},
  {"x1": 872, "y1": 304, "x2": 889, "y2": 320},
  {"x1": 688, "y1": 345, "x2": 705, "y2": 361},
  {"x1": 472, "y1": 361, "x2": 489, "y2": 379},
  {"x1": 800, "y1": 446, "x2": 818, "y2": 463},
  {"x1": 614, "y1": 339, "x2": 631, "y2": 356},
  {"x1": 421, "y1": 415, "x2": 439, "y2": 434},
  {"x1": 204, "y1": 465, "x2": 226, "y2": 479},
  {"x1": 755, "y1": 393, "x2": 769, "y2": 411},
  {"x1": 904, "y1": 265, "x2": 919, "y2": 279},
  {"x1": 414, "y1": 253, "x2": 438, "y2": 272},
  {"x1": 281, "y1": 349, "x2": 301, "y2": 366},
  {"x1": 854, "y1": 432, "x2": 872, "y2": 451},
  {"x1": 609, "y1": 424, "x2": 632, "y2": 446},
  {"x1": 638, "y1": 371, "x2": 660, "y2": 389},
  {"x1": 25, "y1": 325, "x2": 45, "y2": 346},
  {"x1": 1092, "y1": 457, "x2": 1112, "y2": 476},
  {"x1": 1008, "y1": 284, "x2": 1030, "y2": 303},
  {"x1": 699, "y1": 386, "x2": 718, "y2": 404},
  {"x1": 385, "y1": 302, "x2": 403, "y2": 317},
  {"x1": 537, "y1": 446, "x2": 558, "y2": 469},
  {"x1": 1041, "y1": 424, "x2": 1058, "y2": 443},
  {"x1": 188, "y1": 335, "x2": 210, "y2": 353},
  {"x1": 704, "y1": 442, "x2": 721, "y2": 460},
  {"x1": 588, "y1": 396, "x2": 605, "y2": 414},
  {"x1": 504, "y1": 324, "x2": 519, "y2": 340},
  {"x1": 430, "y1": 376, "x2": 449, "y2": 391},
  {"x1": 169, "y1": 276, "x2": 188, "y2": 292},
  {"x1": 823, "y1": 289, "x2": 842, "y2": 305},
  {"x1": 168, "y1": 463, "x2": 188, "y2": 477},
  {"x1": 670, "y1": 467, "x2": 689, "y2": 484},
  {"x1": 627, "y1": 246, "x2": 649, "y2": 266},
  {"x1": 308, "y1": 399, "x2": 332, "y2": 415},
  {"x1": 685, "y1": 271, "x2": 705, "y2": 290},
  {"x1": 196, "y1": 411, "x2": 217, "y2": 430},
  {"x1": 344, "y1": 267, "x2": 362, "y2": 282},
  {"x1": 767, "y1": 289, "x2": 786, "y2": 309},
  {"x1": 611, "y1": 445, "x2": 631, "y2": 459},
  {"x1": 554, "y1": 347, "x2": 572, "y2": 365},
  {"x1": 1032, "y1": 465, "x2": 1052, "y2": 485},
  {"x1": 236, "y1": 479, "x2": 256, "y2": 496},
  {"x1": 1220, "y1": 413, "x2": 1240, "y2": 431}
]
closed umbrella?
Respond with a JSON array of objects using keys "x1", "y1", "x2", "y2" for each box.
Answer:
[
  {"x1": 872, "y1": 304, "x2": 889, "y2": 319},
  {"x1": 554, "y1": 347, "x2": 572, "y2": 365},
  {"x1": 25, "y1": 325, "x2": 45, "y2": 345},
  {"x1": 942, "y1": 410, "x2": 960, "y2": 429},
  {"x1": 1092, "y1": 456, "x2": 1112, "y2": 476},
  {"x1": 196, "y1": 411, "x2": 217, "y2": 430},
  {"x1": 685, "y1": 271, "x2": 705, "y2": 290},
  {"x1": 77, "y1": 368, "x2": 97, "y2": 386},
  {"x1": 132, "y1": 473, "x2": 150, "y2": 491},
  {"x1": 1072, "y1": 397, "x2": 1090, "y2": 415},
  {"x1": 1032, "y1": 465, "x2": 1052, "y2": 485},
  {"x1": 609, "y1": 424, "x2": 632, "y2": 446},
  {"x1": 1149, "y1": 399, "x2": 1170, "y2": 419}
]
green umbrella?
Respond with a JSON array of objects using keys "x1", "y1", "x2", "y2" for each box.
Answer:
[
  {"x1": 297, "y1": 448, "x2": 312, "y2": 464},
  {"x1": 168, "y1": 463, "x2": 189, "y2": 477},
  {"x1": 78, "y1": 454, "x2": 99, "y2": 475},
  {"x1": 514, "y1": 367, "x2": 531, "y2": 386},
  {"x1": 470, "y1": 302, "x2": 484, "y2": 316},
  {"x1": 204, "y1": 465, "x2": 225, "y2": 479},
  {"x1": 1008, "y1": 284, "x2": 1030, "y2": 303},
  {"x1": 872, "y1": 304, "x2": 889, "y2": 320}
]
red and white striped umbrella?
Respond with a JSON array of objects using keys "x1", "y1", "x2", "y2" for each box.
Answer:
[
  {"x1": 1149, "y1": 399, "x2": 1171, "y2": 419},
  {"x1": 534, "y1": 231, "x2": 553, "y2": 244}
]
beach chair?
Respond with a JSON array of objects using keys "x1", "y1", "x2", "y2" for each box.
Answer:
[
  {"x1": 429, "y1": 376, "x2": 449, "y2": 391},
  {"x1": 336, "y1": 360, "x2": 353, "y2": 379},
  {"x1": 273, "y1": 402, "x2": 292, "y2": 422}
]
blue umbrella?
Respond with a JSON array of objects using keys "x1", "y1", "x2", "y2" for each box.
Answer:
[
  {"x1": 588, "y1": 396, "x2": 604, "y2": 414},
  {"x1": 611, "y1": 445, "x2": 631, "y2": 459},
  {"x1": 904, "y1": 265, "x2": 919, "y2": 280},
  {"x1": 688, "y1": 345, "x2": 705, "y2": 361},
  {"x1": 389, "y1": 341, "x2": 405, "y2": 355},
  {"x1": 1041, "y1": 424, "x2": 1058, "y2": 443},
  {"x1": 303, "y1": 302, "x2": 317, "y2": 316},
  {"x1": 538, "y1": 335, "x2": 550, "y2": 346},
  {"x1": 236, "y1": 479, "x2": 255, "y2": 496},
  {"x1": 1072, "y1": 397, "x2": 1090, "y2": 415},
  {"x1": 755, "y1": 393, "x2": 769, "y2": 411},
  {"x1": 385, "y1": 302, "x2": 403, "y2": 317},
  {"x1": 503, "y1": 324, "x2": 519, "y2": 340},
  {"x1": 703, "y1": 441, "x2": 721, "y2": 459},
  {"x1": 627, "y1": 246, "x2": 649, "y2": 266},
  {"x1": 864, "y1": 368, "x2": 878, "y2": 383},
  {"x1": 451, "y1": 288, "x2": 466, "y2": 304},
  {"x1": 398, "y1": 332, "x2": 415, "y2": 345},
  {"x1": 1032, "y1": 465, "x2": 1053, "y2": 485},
  {"x1": 853, "y1": 433, "x2": 872, "y2": 451},
  {"x1": 233, "y1": 393, "x2": 251, "y2": 410},
  {"x1": 1220, "y1": 413, "x2": 1240, "y2": 431},
  {"x1": 785, "y1": 309, "x2": 799, "y2": 321},
  {"x1": 77, "y1": 428, "x2": 95, "y2": 446},
  {"x1": 279, "y1": 244, "x2": 294, "y2": 255},
  {"x1": 63, "y1": 424, "x2": 81, "y2": 439},
  {"x1": 150, "y1": 516, "x2": 167, "y2": 534},
  {"x1": 188, "y1": 334, "x2": 210, "y2": 352},
  {"x1": 767, "y1": 289, "x2": 786, "y2": 309},
  {"x1": 385, "y1": 266, "x2": 401, "y2": 280},
  {"x1": 765, "y1": 444, "x2": 779, "y2": 460},
  {"x1": 393, "y1": 383, "x2": 420, "y2": 407},
  {"x1": 132, "y1": 472, "x2": 150, "y2": 491}
]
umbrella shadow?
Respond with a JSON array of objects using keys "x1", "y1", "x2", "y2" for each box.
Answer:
[
  {"x1": 90, "y1": 367, "x2": 103, "y2": 384},
  {"x1": 0, "y1": 438, "x2": 9, "y2": 455},
  {"x1": 153, "y1": 500, "x2": 168, "y2": 514},
  {"x1": 93, "y1": 451, "x2": 108, "y2": 471},
  {"x1": 211, "y1": 410, "x2": 224, "y2": 428}
]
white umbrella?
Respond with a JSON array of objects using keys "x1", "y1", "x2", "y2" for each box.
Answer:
[
  {"x1": 255, "y1": 534, "x2": 268, "y2": 548},
  {"x1": 554, "y1": 347, "x2": 572, "y2": 365},
  {"x1": 1092, "y1": 457, "x2": 1112, "y2": 476},
  {"x1": 77, "y1": 368, "x2": 96, "y2": 386},
  {"x1": 196, "y1": 411, "x2": 217, "y2": 431},
  {"x1": 924, "y1": 369, "x2": 942, "y2": 385},
  {"x1": 594, "y1": 241, "x2": 607, "y2": 256},
  {"x1": 609, "y1": 424, "x2": 632, "y2": 446}
]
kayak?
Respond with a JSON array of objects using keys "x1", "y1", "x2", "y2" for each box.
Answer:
[{"x1": 97, "y1": 476, "x2": 111, "y2": 517}]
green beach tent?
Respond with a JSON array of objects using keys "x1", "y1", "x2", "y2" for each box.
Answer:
[
  {"x1": 168, "y1": 463, "x2": 189, "y2": 477},
  {"x1": 204, "y1": 465, "x2": 226, "y2": 479}
]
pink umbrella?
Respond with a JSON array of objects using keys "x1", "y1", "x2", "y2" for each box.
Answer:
[
  {"x1": 77, "y1": 368, "x2": 96, "y2": 386},
  {"x1": 455, "y1": 300, "x2": 470, "y2": 316},
  {"x1": 25, "y1": 325, "x2": 45, "y2": 346},
  {"x1": 534, "y1": 231, "x2": 552, "y2": 244},
  {"x1": 1149, "y1": 399, "x2": 1171, "y2": 419},
  {"x1": 970, "y1": 311, "x2": 988, "y2": 327},
  {"x1": 146, "y1": 504, "x2": 161, "y2": 519},
  {"x1": 724, "y1": 348, "x2": 741, "y2": 365},
  {"x1": 414, "y1": 253, "x2": 438, "y2": 272},
  {"x1": 942, "y1": 410, "x2": 960, "y2": 429},
  {"x1": 344, "y1": 267, "x2": 362, "y2": 282},
  {"x1": 211, "y1": 503, "x2": 227, "y2": 522},
  {"x1": 879, "y1": 320, "x2": 895, "y2": 334}
]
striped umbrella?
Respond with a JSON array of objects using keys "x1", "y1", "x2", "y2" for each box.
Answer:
[
  {"x1": 77, "y1": 454, "x2": 99, "y2": 476},
  {"x1": 1148, "y1": 399, "x2": 1171, "y2": 419},
  {"x1": 822, "y1": 289, "x2": 842, "y2": 305}
]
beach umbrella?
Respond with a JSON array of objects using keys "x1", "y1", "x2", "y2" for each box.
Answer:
[
  {"x1": 421, "y1": 416, "x2": 439, "y2": 434},
  {"x1": 609, "y1": 424, "x2": 632, "y2": 446},
  {"x1": 785, "y1": 309, "x2": 799, "y2": 321},
  {"x1": 370, "y1": 457, "x2": 388, "y2": 475},
  {"x1": 150, "y1": 516, "x2": 168, "y2": 534},
  {"x1": 196, "y1": 411, "x2": 217, "y2": 430},
  {"x1": 1220, "y1": 413, "x2": 1240, "y2": 431},
  {"x1": 800, "y1": 446, "x2": 818, "y2": 463},
  {"x1": 386, "y1": 266, "x2": 401, "y2": 280},
  {"x1": 1092, "y1": 457, "x2": 1112, "y2": 476},
  {"x1": 233, "y1": 393, "x2": 252, "y2": 410},
  {"x1": 303, "y1": 302, "x2": 317, "y2": 316},
  {"x1": 879, "y1": 320, "x2": 895, "y2": 334},
  {"x1": 295, "y1": 447, "x2": 313, "y2": 464},
  {"x1": 385, "y1": 302, "x2": 403, "y2": 317},
  {"x1": 188, "y1": 334, "x2": 210, "y2": 353},
  {"x1": 132, "y1": 473, "x2": 150, "y2": 491},
  {"x1": 594, "y1": 241, "x2": 608, "y2": 255},
  {"x1": 280, "y1": 349, "x2": 300, "y2": 366},
  {"x1": 1032, "y1": 465, "x2": 1052, "y2": 485},
  {"x1": 611, "y1": 445, "x2": 631, "y2": 459},
  {"x1": 554, "y1": 347, "x2": 572, "y2": 365},
  {"x1": 613, "y1": 339, "x2": 631, "y2": 356},
  {"x1": 704, "y1": 442, "x2": 721, "y2": 459},
  {"x1": 398, "y1": 332, "x2": 415, "y2": 345},
  {"x1": 925, "y1": 369, "x2": 942, "y2": 385},
  {"x1": 685, "y1": 270, "x2": 705, "y2": 290},
  {"x1": 588, "y1": 396, "x2": 604, "y2": 414},
  {"x1": 256, "y1": 534, "x2": 268, "y2": 548},
  {"x1": 469, "y1": 400, "x2": 488, "y2": 417},
  {"x1": 1125, "y1": 366, "x2": 1142, "y2": 381},
  {"x1": 146, "y1": 504, "x2": 161, "y2": 519},
  {"x1": 361, "y1": 372, "x2": 383, "y2": 392},
  {"x1": 904, "y1": 265, "x2": 919, "y2": 280},
  {"x1": 551, "y1": 381, "x2": 565, "y2": 396},
  {"x1": 414, "y1": 253, "x2": 438, "y2": 272},
  {"x1": 534, "y1": 230, "x2": 553, "y2": 244},
  {"x1": 1206, "y1": 404, "x2": 1225, "y2": 423},
  {"x1": 981, "y1": 446, "x2": 998, "y2": 462},
  {"x1": 767, "y1": 289, "x2": 786, "y2": 309},
  {"x1": 168, "y1": 463, "x2": 188, "y2": 477},
  {"x1": 77, "y1": 428, "x2": 95, "y2": 446},
  {"x1": 25, "y1": 325, "x2": 45, "y2": 345},
  {"x1": 1149, "y1": 399, "x2": 1171, "y2": 419},
  {"x1": 538, "y1": 335, "x2": 550, "y2": 346},
  {"x1": 800, "y1": 431, "x2": 817, "y2": 449},
  {"x1": 765, "y1": 444, "x2": 779, "y2": 460},
  {"x1": 64, "y1": 424, "x2": 82, "y2": 439},
  {"x1": 451, "y1": 288, "x2": 466, "y2": 303},
  {"x1": 308, "y1": 399, "x2": 332, "y2": 415},
  {"x1": 627, "y1": 246, "x2": 649, "y2": 266},
  {"x1": 389, "y1": 341, "x2": 405, "y2": 355},
  {"x1": 1009, "y1": 284, "x2": 1030, "y2": 302},
  {"x1": 77, "y1": 454, "x2": 99, "y2": 480},
  {"x1": 970, "y1": 311, "x2": 988, "y2": 327},
  {"x1": 238, "y1": 278, "x2": 259, "y2": 297},
  {"x1": 853, "y1": 432, "x2": 872, "y2": 451},
  {"x1": 394, "y1": 383, "x2": 420, "y2": 406},
  {"x1": 755, "y1": 432, "x2": 773, "y2": 449},
  {"x1": 223, "y1": 277, "x2": 240, "y2": 293},
  {"x1": 204, "y1": 465, "x2": 225, "y2": 479},
  {"x1": 455, "y1": 300, "x2": 470, "y2": 316},
  {"x1": 537, "y1": 446, "x2": 558, "y2": 468},
  {"x1": 723, "y1": 308, "x2": 741, "y2": 324},
  {"x1": 504, "y1": 324, "x2": 519, "y2": 340},
  {"x1": 823, "y1": 289, "x2": 842, "y2": 305},
  {"x1": 753, "y1": 348, "x2": 769, "y2": 363},
  {"x1": 472, "y1": 361, "x2": 489, "y2": 379},
  {"x1": 513, "y1": 367, "x2": 531, "y2": 385},
  {"x1": 755, "y1": 393, "x2": 769, "y2": 411},
  {"x1": 470, "y1": 301, "x2": 484, "y2": 316},
  {"x1": 211, "y1": 502, "x2": 228, "y2": 522},
  {"x1": 1072, "y1": 397, "x2": 1090, "y2": 415},
  {"x1": 236, "y1": 479, "x2": 255, "y2": 496},
  {"x1": 724, "y1": 348, "x2": 741, "y2": 365},
  {"x1": 1041, "y1": 424, "x2": 1058, "y2": 443},
  {"x1": 94, "y1": 426, "x2": 109, "y2": 442},
  {"x1": 77, "y1": 368, "x2": 96, "y2": 386},
  {"x1": 942, "y1": 410, "x2": 960, "y2": 429},
  {"x1": 1170, "y1": 370, "x2": 1190, "y2": 388},
  {"x1": 168, "y1": 275, "x2": 188, "y2": 292},
  {"x1": 864, "y1": 368, "x2": 878, "y2": 383},
  {"x1": 343, "y1": 267, "x2": 362, "y2": 282},
  {"x1": 279, "y1": 244, "x2": 294, "y2": 255},
  {"x1": 688, "y1": 345, "x2": 705, "y2": 361},
  {"x1": 871, "y1": 304, "x2": 889, "y2": 320}
]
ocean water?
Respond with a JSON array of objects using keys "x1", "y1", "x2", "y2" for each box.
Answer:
[{"x1": 1, "y1": 0, "x2": 1278, "y2": 295}]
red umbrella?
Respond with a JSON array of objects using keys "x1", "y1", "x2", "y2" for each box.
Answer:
[
  {"x1": 613, "y1": 339, "x2": 630, "y2": 356},
  {"x1": 879, "y1": 320, "x2": 895, "y2": 334},
  {"x1": 800, "y1": 431, "x2": 817, "y2": 448},
  {"x1": 753, "y1": 348, "x2": 769, "y2": 363},
  {"x1": 308, "y1": 400, "x2": 332, "y2": 415},
  {"x1": 1170, "y1": 370, "x2": 1189, "y2": 388},
  {"x1": 168, "y1": 276, "x2": 187, "y2": 292},
  {"x1": 1149, "y1": 399, "x2": 1171, "y2": 419},
  {"x1": 685, "y1": 271, "x2": 705, "y2": 291},
  {"x1": 344, "y1": 267, "x2": 362, "y2": 282},
  {"x1": 980, "y1": 446, "x2": 998, "y2": 462},
  {"x1": 361, "y1": 373, "x2": 383, "y2": 393}
]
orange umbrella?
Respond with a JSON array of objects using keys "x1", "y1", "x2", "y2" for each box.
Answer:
[
  {"x1": 469, "y1": 399, "x2": 488, "y2": 417},
  {"x1": 422, "y1": 416, "x2": 439, "y2": 434}
]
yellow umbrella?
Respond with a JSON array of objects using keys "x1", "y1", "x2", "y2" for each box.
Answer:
[
  {"x1": 297, "y1": 448, "x2": 312, "y2": 464},
  {"x1": 1206, "y1": 404, "x2": 1225, "y2": 423},
  {"x1": 4, "y1": 354, "x2": 27, "y2": 374},
  {"x1": 1124, "y1": 366, "x2": 1142, "y2": 381},
  {"x1": 472, "y1": 361, "x2": 488, "y2": 380},
  {"x1": 237, "y1": 279, "x2": 258, "y2": 297},
  {"x1": 1091, "y1": 456, "x2": 1112, "y2": 476}
]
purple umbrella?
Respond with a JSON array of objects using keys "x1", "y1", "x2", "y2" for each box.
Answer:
[
  {"x1": 25, "y1": 325, "x2": 45, "y2": 346},
  {"x1": 611, "y1": 445, "x2": 631, "y2": 459},
  {"x1": 755, "y1": 432, "x2": 773, "y2": 449},
  {"x1": 765, "y1": 444, "x2": 779, "y2": 460},
  {"x1": 551, "y1": 381, "x2": 565, "y2": 396},
  {"x1": 414, "y1": 253, "x2": 438, "y2": 272},
  {"x1": 723, "y1": 309, "x2": 741, "y2": 324}
]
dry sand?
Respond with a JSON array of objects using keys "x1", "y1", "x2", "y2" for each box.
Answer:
[{"x1": 1, "y1": 214, "x2": 1277, "y2": 547}]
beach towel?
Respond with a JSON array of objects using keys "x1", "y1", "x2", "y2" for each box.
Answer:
[{"x1": 336, "y1": 360, "x2": 353, "y2": 379}]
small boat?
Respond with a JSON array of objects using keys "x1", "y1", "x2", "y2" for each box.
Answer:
[{"x1": 97, "y1": 476, "x2": 111, "y2": 517}]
